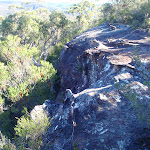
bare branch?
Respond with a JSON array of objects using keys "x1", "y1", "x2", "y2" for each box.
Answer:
[
  {"x1": 44, "y1": 38, "x2": 58, "y2": 61},
  {"x1": 38, "y1": 42, "x2": 46, "y2": 64},
  {"x1": 32, "y1": 27, "x2": 66, "y2": 64},
  {"x1": 32, "y1": 56, "x2": 42, "y2": 67}
]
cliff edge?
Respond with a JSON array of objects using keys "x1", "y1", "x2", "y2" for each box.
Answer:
[{"x1": 41, "y1": 23, "x2": 150, "y2": 150}]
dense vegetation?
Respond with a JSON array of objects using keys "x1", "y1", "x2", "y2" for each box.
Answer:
[{"x1": 0, "y1": 0, "x2": 150, "y2": 149}]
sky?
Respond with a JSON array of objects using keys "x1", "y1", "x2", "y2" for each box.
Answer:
[
  {"x1": 41, "y1": 0, "x2": 110, "y2": 4},
  {"x1": 0, "y1": 0, "x2": 110, "y2": 4},
  {"x1": 0, "y1": 0, "x2": 111, "y2": 17},
  {"x1": 43, "y1": 0, "x2": 110, "y2": 3}
]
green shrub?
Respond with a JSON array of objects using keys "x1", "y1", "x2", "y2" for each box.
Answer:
[
  {"x1": 14, "y1": 110, "x2": 52, "y2": 149},
  {"x1": 0, "y1": 131, "x2": 16, "y2": 150}
]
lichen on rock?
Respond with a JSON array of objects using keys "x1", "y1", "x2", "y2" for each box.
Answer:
[{"x1": 43, "y1": 23, "x2": 150, "y2": 150}]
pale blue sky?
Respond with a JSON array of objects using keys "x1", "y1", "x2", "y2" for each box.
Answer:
[
  {"x1": 21, "y1": 0, "x2": 110, "y2": 4},
  {"x1": 0, "y1": 0, "x2": 110, "y2": 4},
  {"x1": 43, "y1": 0, "x2": 110, "y2": 3}
]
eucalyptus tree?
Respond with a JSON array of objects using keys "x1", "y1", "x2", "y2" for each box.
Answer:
[
  {"x1": 0, "y1": 35, "x2": 57, "y2": 139},
  {"x1": 101, "y1": 3, "x2": 117, "y2": 23},
  {"x1": 0, "y1": 8, "x2": 68, "y2": 65},
  {"x1": 104, "y1": 0, "x2": 150, "y2": 25},
  {"x1": 32, "y1": 10, "x2": 68, "y2": 66},
  {"x1": 66, "y1": 0, "x2": 98, "y2": 29},
  {"x1": 0, "y1": 35, "x2": 56, "y2": 104}
]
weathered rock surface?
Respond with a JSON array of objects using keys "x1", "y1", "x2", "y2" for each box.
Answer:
[
  {"x1": 42, "y1": 24, "x2": 150, "y2": 150},
  {"x1": 58, "y1": 23, "x2": 150, "y2": 93}
]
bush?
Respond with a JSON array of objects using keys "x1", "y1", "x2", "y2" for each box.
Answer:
[
  {"x1": 14, "y1": 110, "x2": 52, "y2": 149},
  {"x1": 0, "y1": 131, "x2": 16, "y2": 150}
]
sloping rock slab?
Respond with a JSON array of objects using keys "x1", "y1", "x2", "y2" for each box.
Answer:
[
  {"x1": 49, "y1": 23, "x2": 150, "y2": 150},
  {"x1": 43, "y1": 80, "x2": 150, "y2": 150},
  {"x1": 58, "y1": 23, "x2": 150, "y2": 93}
]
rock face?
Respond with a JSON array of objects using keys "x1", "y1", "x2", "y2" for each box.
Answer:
[
  {"x1": 42, "y1": 24, "x2": 150, "y2": 150},
  {"x1": 58, "y1": 23, "x2": 150, "y2": 93}
]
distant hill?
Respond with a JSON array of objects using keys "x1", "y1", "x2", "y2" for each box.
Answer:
[{"x1": 0, "y1": 0, "x2": 73, "y2": 17}]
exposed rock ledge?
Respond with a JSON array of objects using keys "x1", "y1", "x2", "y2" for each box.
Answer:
[
  {"x1": 38, "y1": 24, "x2": 150, "y2": 149},
  {"x1": 58, "y1": 23, "x2": 150, "y2": 93}
]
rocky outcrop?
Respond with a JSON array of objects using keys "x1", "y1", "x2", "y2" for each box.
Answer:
[
  {"x1": 42, "y1": 24, "x2": 150, "y2": 150},
  {"x1": 43, "y1": 83, "x2": 150, "y2": 150},
  {"x1": 58, "y1": 23, "x2": 150, "y2": 93}
]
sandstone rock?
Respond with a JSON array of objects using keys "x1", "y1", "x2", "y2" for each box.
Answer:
[
  {"x1": 30, "y1": 103, "x2": 49, "y2": 122},
  {"x1": 43, "y1": 24, "x2": 150, "y2": 150},
  {"x1": 43, "y1": 82, "x2": 150, "y2": 150}
]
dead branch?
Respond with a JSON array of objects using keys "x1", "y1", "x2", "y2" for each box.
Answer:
[{"x1": 32, "y1": 56, "x2": 43, "y2": 67}]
